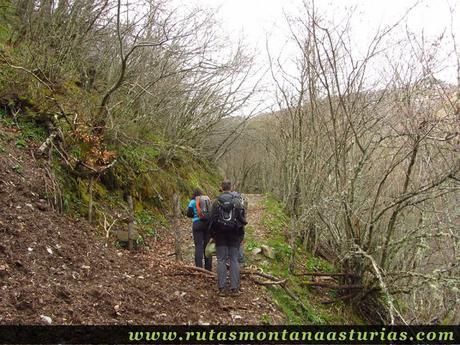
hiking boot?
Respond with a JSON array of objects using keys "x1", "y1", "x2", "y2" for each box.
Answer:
[
  {"x1": 230, "y1": 288, "x2": 241, "y2": 296},
  {"x1": 218, "y1": 288, "x2": 226, "y2": 297}
]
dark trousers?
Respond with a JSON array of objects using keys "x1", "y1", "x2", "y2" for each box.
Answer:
[{"x1": 192, "y1": 220, "x2": 212, "y2": 271}]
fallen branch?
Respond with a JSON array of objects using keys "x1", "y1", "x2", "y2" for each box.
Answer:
[
  {"x1": 302, "y1": 282, "x2": 367, "y2": 289},
  {"x1": 241, "y1": 268, "x2": 312, "y2": 313},
  {"x1": 241, "y1": 269, "x2": 282, "y2": 282},
  {"x1": 43, "y1": 163, "x2": 62, "y2": 212},
  {"x1": 38, "y1": 131, "x2": 58, "y2": 154},
  {"x1": 321, "y1": 292, "x2": 356, "y2": 305},
  {"x1": 176, "y1": 266, "x2": 286, "y2": 285},
  {"x1": 97, "y1": 210, "x2": 118, "y2": 247},
  {"x1": 252, "y1": 278, "x2": 287, "y2": 286},
  {"x1": 280, "y1": 283, "x2": 311, "y2": 314},
  {"x1": 170, "y1": 272, "x2": 214, "y2": 278},
  {"x1": 179, "y1": 265, "x2": 216, "y2": 276},
  {"x1": 293, "y1": 272, "x2": 358, "y2": 277}
]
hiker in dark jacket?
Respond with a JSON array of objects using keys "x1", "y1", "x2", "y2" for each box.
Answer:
[
  {"x1": 209, "y1": 180, "x2": 247, "y2": 296},
  {"x1": 187, "y1": 189, "x2": 212, "y2": 271}
]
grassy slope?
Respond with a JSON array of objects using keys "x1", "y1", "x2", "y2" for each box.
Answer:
[
  {"x1": 0, "y1": 6, "x2": 221, "y2": 243},
  {"x1": 244, "y1": 195, "x2": 362, "y2": 324}
]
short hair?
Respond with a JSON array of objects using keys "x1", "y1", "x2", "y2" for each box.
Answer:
[{"x1": 221, "y1": 180, "x2": 232, "y2": 192}]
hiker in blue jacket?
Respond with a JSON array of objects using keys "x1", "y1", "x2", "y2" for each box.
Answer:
[{"x1": 187, "y1": 189, "x2": 212, "y2": 271}]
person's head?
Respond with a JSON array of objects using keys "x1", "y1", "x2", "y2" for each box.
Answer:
[
  {"x1": 221, "y1": 180, "x2": 232, "y2": 192},
  {"x1": 191, "y1": 188, "x2": 202, "y2": 200}
]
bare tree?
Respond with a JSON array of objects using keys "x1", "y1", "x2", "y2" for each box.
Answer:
[{"x1": 257, "y1": 0, "x2": 460, "y2": 323}]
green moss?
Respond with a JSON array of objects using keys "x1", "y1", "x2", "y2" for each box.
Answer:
[
  {"x1": 118, "y1": 144, "x2": 160, "y2": 172},
  {"x1": 77, "y1": 178, "x2": 91, "y2": 204},
  {"x1": 104, "y1": 141, "x2": 220, "y2": 218}
]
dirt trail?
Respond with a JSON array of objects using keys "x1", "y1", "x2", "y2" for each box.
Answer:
[
  {"x1": 244, "y1": 194, "x2": 269, "y2": 241},
  {"x1": 0, "y1": 132, "x2": 284, "y2": 325},
  {"x1": 143, "y1": 193, "x2": 285, "y2": 325}
]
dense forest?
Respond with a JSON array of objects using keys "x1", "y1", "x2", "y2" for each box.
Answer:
[{"x1": 0, "y1": 0, "x2": 459, "y2": 326}]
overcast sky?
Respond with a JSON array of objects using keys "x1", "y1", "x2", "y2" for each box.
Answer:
[
  {"x1": 176, "y1": 0, "x2": 460, "y2": 115},
  {"x1": 185, "y1": 0, "x2": 459, "y2": 48}
]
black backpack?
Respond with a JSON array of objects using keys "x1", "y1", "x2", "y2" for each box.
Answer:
[
  {"x1": 214, "y1": 192, "x2": 246, "y2": 231},
  {"x1": 231, "y1": 192, "x2": 247, "y2": 225}
]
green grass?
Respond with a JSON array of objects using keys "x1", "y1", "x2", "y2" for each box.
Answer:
[
  {"x1": 15, "y1": 138, "x2": 27, "y2": 148},
  {"x1": 19, "y1": 118, "x2": 47, "y2": 142},
  {"x1": 259, "y1": 313, "x2": 272, "y2": 325},
  {"x1": 261, "y1": 196, "x2": 289, "y2": 235},
  {"x1": 0, "y1": 109, "x2": 47, "y2": 149},
  {"x1": 305, "y1": 256, "x2": 335, "y2": 273},
  {"x1": 11, "y1": 163, "x2": 23, "y2": 173},
  {"x1": 268, "y1": 287, "x2": 304, "y2": 324}
]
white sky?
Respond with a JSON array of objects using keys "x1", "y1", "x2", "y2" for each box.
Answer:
[
  {"x1": 184, "y1": 0, "x2": 459, "y2": 46},
  {"x1": 175, "y1": 0, "x2": 460, "y2": 115}
]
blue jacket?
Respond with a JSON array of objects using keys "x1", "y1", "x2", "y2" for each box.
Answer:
[{"x1": 187, "y1": 198, "x2": 200, "y2": 223}]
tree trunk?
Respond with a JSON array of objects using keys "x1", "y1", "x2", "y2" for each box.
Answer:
[{"x1": 172, "y1": 193, "x2": 183, "y2": 261}]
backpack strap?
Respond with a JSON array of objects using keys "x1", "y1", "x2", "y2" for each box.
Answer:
[{"x1": 196, "y1": 196, "x2": 202, "y2": 218}]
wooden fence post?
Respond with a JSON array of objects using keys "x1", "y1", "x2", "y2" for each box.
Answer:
[
  {"x1": 172, "y1": 193, "x2": 183, "y2": 261},
  {"x1": 127, "y1": 194, "x2": 135, "y2": 251},
  {"x1": 88, "y1": 176, "x2": 94, "y2": 223}
]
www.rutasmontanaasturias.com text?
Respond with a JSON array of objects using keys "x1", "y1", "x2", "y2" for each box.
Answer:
[{"x1": 127, "y1": 328, "x2": 455, "y2": 343}]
